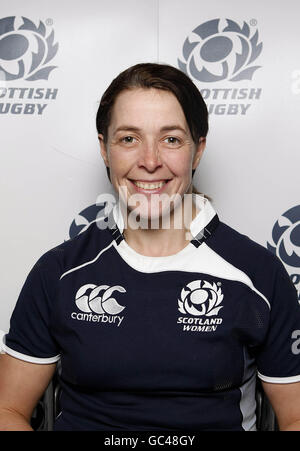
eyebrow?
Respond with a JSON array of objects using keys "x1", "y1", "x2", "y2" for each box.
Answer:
[{"x1": 113, "y1": 125, "x2": 188, "y2": 135}]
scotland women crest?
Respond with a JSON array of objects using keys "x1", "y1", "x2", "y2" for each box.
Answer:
[{"x1": 178, "y1": 279, "x2": 224, "y2": 317}]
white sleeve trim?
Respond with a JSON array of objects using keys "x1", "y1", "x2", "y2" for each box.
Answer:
[
  {"x1": 1, "y1": 334, "x2": 60, "y2": 364},
  {"x1": 257, "y1": 371, "x2": 300, "y2": 384}
]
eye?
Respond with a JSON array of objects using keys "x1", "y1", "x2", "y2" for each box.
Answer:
[
  {"x1": 164, "y1": 136, "x2": 181, "y2": 145},
  {"x1": 121, "y1": 136, "x2": 137, "y2": 144}
]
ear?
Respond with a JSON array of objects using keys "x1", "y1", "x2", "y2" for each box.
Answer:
[
  {"x1": 98, "y1": 134, "x2": 109, "y2": 168},
  {"x1": 192, "y1": 137, "x2": 206, "y2": 170}
]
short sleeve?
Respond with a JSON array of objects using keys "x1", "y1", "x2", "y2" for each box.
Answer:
[
  {"x1": 256, "y1": 258, "x2": 300, "y2": 383},
  {"x1": 2, "y1": 250, "x2": 61, "y2": 364}
]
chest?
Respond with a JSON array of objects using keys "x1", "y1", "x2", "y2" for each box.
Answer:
[{"x1": 52, "y1": 263, "x2": 268, "y2": 391}]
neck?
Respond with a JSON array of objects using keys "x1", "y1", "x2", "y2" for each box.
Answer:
[{"x1": 122, "y1": 195, "x2": 199, "y2": 257}]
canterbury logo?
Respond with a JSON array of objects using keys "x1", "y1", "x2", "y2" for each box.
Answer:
[
  {"x1": 178, "y1": 279, "x2": 223, "y2": 316},
  {"x1": 75, "y1": 284, "x2": 126, "y2": 315}
]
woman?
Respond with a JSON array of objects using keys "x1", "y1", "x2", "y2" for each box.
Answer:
[{"x1": 1, "y1": 63, "x2": 300, "y2": 431}]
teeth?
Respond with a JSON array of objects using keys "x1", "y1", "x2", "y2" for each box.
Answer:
[{"x1": 134, "y1": 180, "x2": 166, "y2": 189}]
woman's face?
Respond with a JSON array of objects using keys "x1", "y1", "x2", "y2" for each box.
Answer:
[{"x1": 98, "y1": 88, "x2": 205, "y2": 222}]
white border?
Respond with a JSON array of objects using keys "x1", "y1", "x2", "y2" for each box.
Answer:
[
  {"x1": 1, "y1": 334, "x2": 60, "y2": 364},
  {"x1": 258, "y1": 371, "x2": 300, "y2": 384},
  {"x1": 59, "y1": 241, "x2": 114, "y2": 280}
]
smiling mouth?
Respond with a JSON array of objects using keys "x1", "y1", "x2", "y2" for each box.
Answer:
[
  {"x1": 127, "y1": 179, "x2": 172, "y2": 195},
  {"x1": 131, "y1": 180, "x2": 169, "y2": 190}
]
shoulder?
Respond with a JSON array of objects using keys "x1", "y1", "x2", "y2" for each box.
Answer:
[
  {"x1": 209, "y1": 219, "x2": 289, "y2": 299},
  {"x1": 213, "y1": 219, "x2": 281, "y2": 268},
  {"x1": 32, "y1": 220, "x2": 113, "y2": 279}
]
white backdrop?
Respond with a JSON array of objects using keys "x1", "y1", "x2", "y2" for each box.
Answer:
[{"x1": 1, "y1": 0, "x2": 299, "y2": 333}]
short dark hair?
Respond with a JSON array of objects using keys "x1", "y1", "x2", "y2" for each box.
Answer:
[{"x1": 96, "y1": 62, "x2": 209, "y2": 181}]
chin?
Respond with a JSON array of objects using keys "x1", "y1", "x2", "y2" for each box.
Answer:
[{"x1": 127, "y1": 201, "x2": 181, "y2": 230}]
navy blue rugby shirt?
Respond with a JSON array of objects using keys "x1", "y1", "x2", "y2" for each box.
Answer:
[{"x1": 2, "y1": 194, "x2": 300, "y2": 431}]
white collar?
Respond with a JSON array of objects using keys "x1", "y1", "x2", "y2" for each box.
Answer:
[{"x1": 112, "y1": 193, "x2": 217, "y2": 239}]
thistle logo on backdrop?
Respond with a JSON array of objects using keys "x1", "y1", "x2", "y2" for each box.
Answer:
[
  {"x1": 178, "y1": 18, "x2": 263, "y2": 115},
  {"x1": 68, "y1": 203, "x2": 108, "y2": 239},
  {"x1": 0, "y1": 16, "x2": 58, "y2": 115},
  {"x1": 267, "y1": 204, "x2": 300, "y2": 304}
]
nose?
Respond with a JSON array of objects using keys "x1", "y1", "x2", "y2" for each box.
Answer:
[{"x1": 137, "y1": 140, "x2": 162, "y2": 172}]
